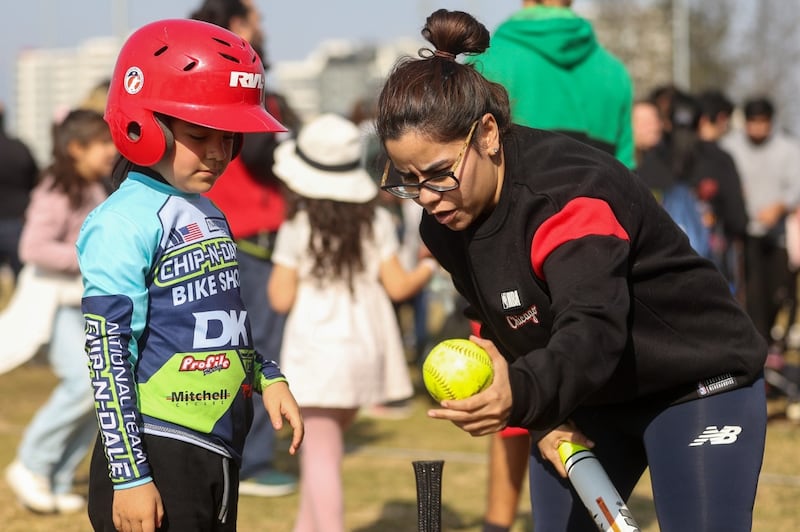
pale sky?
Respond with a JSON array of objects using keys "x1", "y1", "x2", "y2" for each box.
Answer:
[{"x1": 0, "y1": 0, "x2": 521, "y2": 129}]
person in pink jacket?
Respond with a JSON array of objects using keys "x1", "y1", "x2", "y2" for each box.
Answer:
[{"x1": 4, "y1": 109, "x2": 115, "y2": 514}]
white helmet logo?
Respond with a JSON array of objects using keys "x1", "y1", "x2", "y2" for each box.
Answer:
[
  {"x1": 124, "y1": 67, "x2": 144, "y2": 95},
  {"x1": 229, "y1": 71, "x2": 263, "y2": 89}
]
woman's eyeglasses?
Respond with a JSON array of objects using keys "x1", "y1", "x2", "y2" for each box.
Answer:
[{"x1": 380, "y1": 120, "x2": 478, "y2": 199}]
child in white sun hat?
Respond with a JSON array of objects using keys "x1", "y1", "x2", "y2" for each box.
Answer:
[{"x1": 270, "y1": 113, "x2": 437, "y2": 532}]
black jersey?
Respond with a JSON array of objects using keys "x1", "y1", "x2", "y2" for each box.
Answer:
[{"x1": 420, "y1": 126, "x2": 766, "y2": 436}]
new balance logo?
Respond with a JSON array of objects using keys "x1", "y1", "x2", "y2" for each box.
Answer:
[{"x1": 688, "y1": 425, "x2": 742, "y2": 446}]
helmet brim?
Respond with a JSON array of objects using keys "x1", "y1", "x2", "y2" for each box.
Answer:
[{"x1": 154, "y1": 102, "x2": 287, "y2": 134}]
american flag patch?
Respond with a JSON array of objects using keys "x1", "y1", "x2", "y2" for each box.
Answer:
[{"x1": 178, "y1": 223, "x2": 204, "y2": 242}]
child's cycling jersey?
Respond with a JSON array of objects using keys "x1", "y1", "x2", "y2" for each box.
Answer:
[{"x1": 77, "y1": 171, "x2": 286, "y2": 489}]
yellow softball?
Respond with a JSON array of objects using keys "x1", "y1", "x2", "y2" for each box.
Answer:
[{"x1": 422, "y1": 338, "x2": 494, "y2": 402}]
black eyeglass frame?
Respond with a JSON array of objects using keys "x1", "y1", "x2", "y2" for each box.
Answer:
[{"x1": 380, "y1": 120, "x2": 479, "y2": 199}]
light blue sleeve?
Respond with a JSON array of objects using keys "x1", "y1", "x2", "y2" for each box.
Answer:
[{"x1": 77, "y1": 193, "x2": 163, "y2": 488}]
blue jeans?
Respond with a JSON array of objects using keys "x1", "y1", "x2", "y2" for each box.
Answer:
[
  {"x1": 238, "y1": 252, "x2": 287, "y2": 478},
  {"x1": 18, "y1": 305, "x2": 97, "y2": 493}
]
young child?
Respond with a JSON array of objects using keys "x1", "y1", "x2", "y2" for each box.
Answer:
[
  {"x1": 77, "y1": 19, "x2": 303, "y2": 531},
  {"x1": 268, "y1": 113, "x2": 436, "y2": 532},
  {"x1": 5, "y1": 109, "x2": 114, "y2": 514}
]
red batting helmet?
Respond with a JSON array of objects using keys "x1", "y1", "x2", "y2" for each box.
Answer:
[{"x1": 105, "y1": 18, "x2": 285, "y2": 166}]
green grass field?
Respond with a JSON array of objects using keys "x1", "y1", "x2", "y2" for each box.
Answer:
[{"x1": 2, "y1": 360, "x2": 799, "y2": 531}]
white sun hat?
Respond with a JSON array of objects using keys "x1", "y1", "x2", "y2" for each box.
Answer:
[{"x1": 273, "y1": 113, "x2": 378, "y2": 203}]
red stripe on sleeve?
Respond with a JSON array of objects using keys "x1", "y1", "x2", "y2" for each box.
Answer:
[
  {"x1": 530, "y1": 197, "x2": 629, "y2": 278},
  {"x1": 470, "y1": 320, "x2": 482, "y2": 338}
]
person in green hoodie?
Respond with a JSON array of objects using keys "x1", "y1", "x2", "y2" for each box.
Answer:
[
  {"x1": 469, "y1": 0, "x2": 634, "y2": 169},
  {"x1": 467, "y1": 2, "x2": 635, "y2": 530}
]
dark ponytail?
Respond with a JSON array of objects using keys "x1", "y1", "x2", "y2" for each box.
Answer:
[{"x1": 376, "y1": 9, "x2": 511, "y2": 144}]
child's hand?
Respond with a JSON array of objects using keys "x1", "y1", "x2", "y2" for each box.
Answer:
[
  {"x1": 112, "y1": 481, "x2": 163, "y2": 532},
  {"x1": 262, "y1": 381, "x2": 304, "y2": 455}
]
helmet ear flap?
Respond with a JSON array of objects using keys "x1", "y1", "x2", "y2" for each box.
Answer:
[{"x1": 108, "y1": 110, "x2": 170, "y2": 167}]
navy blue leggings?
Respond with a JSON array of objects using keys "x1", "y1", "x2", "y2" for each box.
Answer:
[{"x1": 529, "y1": 377, "x2": 767, "y2": 531}]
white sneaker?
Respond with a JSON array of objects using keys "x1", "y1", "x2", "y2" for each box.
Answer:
[
  {"x1": 5, "y1": 460, "x2": 56, "y2": 513},
  {"x1": 54, "y1": 492, "x2": 86, "y2": 514}
]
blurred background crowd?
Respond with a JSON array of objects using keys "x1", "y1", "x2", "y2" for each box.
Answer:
[{"x1": 1, "y1": 0, "x2": 800, "y2": 529}]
